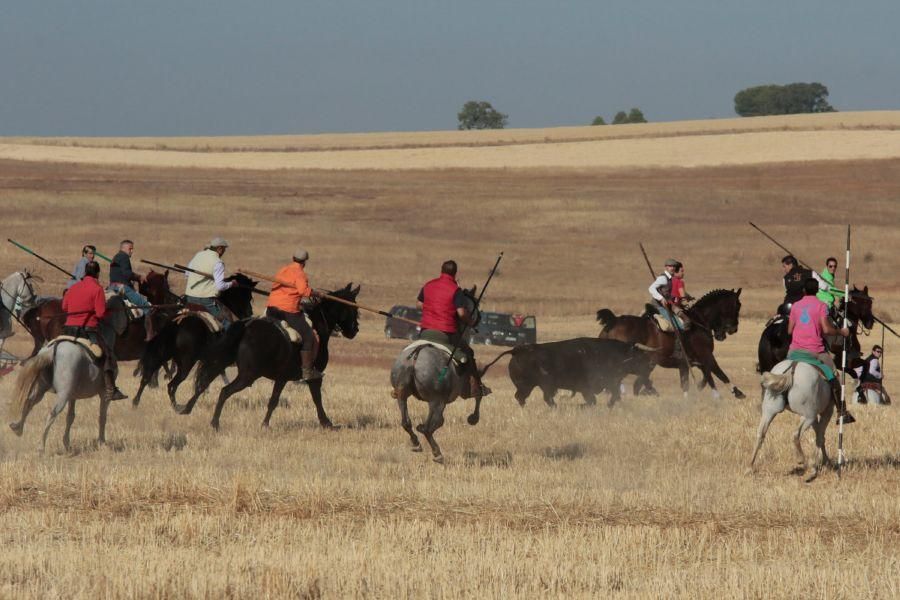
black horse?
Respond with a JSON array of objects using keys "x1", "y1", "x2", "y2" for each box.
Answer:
[
  {"x1": 132, "y1": 273, "x2": 258, "y2": 407},
  {"x1": 181, "y1": 283, "x2": 361, "y2": 430},
  {"x1": 758, "y1": 286, "x2": 875, "y2": 375},
  {"x1": 597, "y1": 289, "x2": 746, "y2": 399}
]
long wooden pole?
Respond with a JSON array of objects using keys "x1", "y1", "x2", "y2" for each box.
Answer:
[{"x1": 237, "y1": 268, "x2": 421, "y2": 326}]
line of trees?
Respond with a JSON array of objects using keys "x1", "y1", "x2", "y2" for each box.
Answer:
[{"x1": 457, "y1": 82, "x2": 836, "y2": 130}]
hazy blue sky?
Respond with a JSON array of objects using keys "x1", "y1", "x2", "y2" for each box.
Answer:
[{"x1": 2, "y1": 1, "x2": 898, "y2": 136}]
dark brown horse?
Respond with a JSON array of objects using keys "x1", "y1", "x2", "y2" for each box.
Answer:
[
  {"x1": 757, "y1": 286, "x2": 875, "y2": 375},
  {"x1": 596, "y1": 289, "x2": 745, "y2": 399},
  {"x1": 21, "y1": 270, "x2": 179, "y2": 361}
]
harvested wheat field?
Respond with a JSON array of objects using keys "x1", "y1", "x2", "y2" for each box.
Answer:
[{"x1": 1, "y1": 114, "x2": 899, "y2": 598}]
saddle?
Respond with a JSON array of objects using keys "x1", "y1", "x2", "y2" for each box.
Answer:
[
  {"x1": 402, "y1": 340, "x2": 467, "y2": 368},
  {"x1": 174, "y1": 309, "x2": 222, "y2": 333},
  {"x1": 104, "y1": 290, "x2": 144, "y2": 319},
  {"x1": 49, "y1": 335, "x2": 103, "y2": 360},
  {"x1": 652, "y1": 314, "x2": 675, "y2": 333},
  {"x1": 261, "y1": 317, "x2": 302, "y2": 345}
]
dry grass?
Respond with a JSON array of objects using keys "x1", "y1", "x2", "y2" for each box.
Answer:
[
  {"x1": 0, "y1": 128, "x2": 899, "y2": 597},
  {"x1": 4, "y1": 112, "x2": 900, "y2": 170}
]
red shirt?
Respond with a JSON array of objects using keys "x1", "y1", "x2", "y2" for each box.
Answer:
[
  {"x1": 418, "y1": 273, "x2": 464, "y2": 334},
  {"x1": 62, "y1": 276, "x2": 107, "y2": 328},
  {"x1": 671, "y1": 277, "x2": 685, "y2": 306}
]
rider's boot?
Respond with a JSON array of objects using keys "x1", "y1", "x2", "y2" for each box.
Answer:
[
  {"x1": 832, "y1": 379, "x2": 855, "y2": 424},
  {"x1": 300, "y1": 350, "x2": 323, "y2": 381},
  {"x1": 104, "y1": 370, "x2": 128, "y2": 402}
]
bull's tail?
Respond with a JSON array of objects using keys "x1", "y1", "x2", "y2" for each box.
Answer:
[
  {"x1": 596, "y1": 308, "x2": 617, "y2": 334},
  {"x1": 478, "y1": 348, "x2": 519, "y2": 377},
  {"x1": 761, "y1": 371, "x2": 793, "y2": 393},
  {"x1": 9, "y1": 350, "x2": 53, "y2": 432}
]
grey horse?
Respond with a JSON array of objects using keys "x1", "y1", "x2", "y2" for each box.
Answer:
[
  {"x1": 8, "y1": 297, "x2": 128, "y2": 452},
  {"x1": 750, "y1": 360, "x2": 850, "y2": 482},
  {"x1": 390, "y1": 290, "x2": 481, "y2": 464},
  {"x1": 0, "y1": 270, "x2": 39, "y2": 358}
]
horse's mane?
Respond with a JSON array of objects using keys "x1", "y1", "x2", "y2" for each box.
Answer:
[{"x1": 691, "y1": 288, "x2": 736, "y2": 309}]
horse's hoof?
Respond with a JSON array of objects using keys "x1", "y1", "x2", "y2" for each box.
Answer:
[
  {"x1": 804, "y1": 471, "x2": 819, "y2": 483},
  {"x1": 175, "y1": 404, "x2": 192, "y2": 416},
  {"x1": 416, "y1": 424, "x2": 427, "y2": 434},
  {"x1": 411, "y1": 445, "x2": 423, "y2": 453},
  {"x1": 733, "y1": 388, "x2": 747, "y2": 400},
  {"x1": 433, "y1": 455, "x2": 444, "y2": 464},
  {"x1": 211, "y1": 421, "x2": 220, "y2": 431},
  {"x1": 467, "y1": 414, "x2": 480, "y2": 426},
  {"x1": 261, "y1": 422, "x2": 270, "y2": 430},
  {"x1": 9, "y1": 422, "x2": 23, "y2": 436},
  {"x1": 321, "y1": 422, "x2": 340, "y2": 431}
]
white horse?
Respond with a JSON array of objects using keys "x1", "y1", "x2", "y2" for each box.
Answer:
[
  {"x1": 0, "y1": 270, "x2": 39, "y2": 357},
  {"x1": 8, "y1": 298, "x2": 129, "y2": 453},
  {"x1": 750, "y1": 360, "x2": 846, "y2": 482}
]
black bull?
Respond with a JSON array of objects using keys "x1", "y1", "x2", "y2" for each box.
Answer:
[{"x1": 478, "y1": 338, "x2": 655, "y2": 408}]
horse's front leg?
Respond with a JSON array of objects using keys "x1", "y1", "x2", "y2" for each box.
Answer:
[{"x1": 708, "y1": 356, "x2": 746, "y2": 400}]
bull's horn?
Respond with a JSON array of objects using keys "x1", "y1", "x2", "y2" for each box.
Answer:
[{"x1": 634, "y1": 343, "x2": 659, "y2": 352}]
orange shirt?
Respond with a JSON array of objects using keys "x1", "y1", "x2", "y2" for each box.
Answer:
[{"x1": 267, "y1": 262, "x2": 312, "y2": 313}]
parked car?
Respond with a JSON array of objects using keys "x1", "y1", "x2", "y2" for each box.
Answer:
[
  {"x1": 384, "y1": 305, "x2": 422, "y2": 340},
  {"x1": 469, "y1": 312, "x2": 537, "y2": 347}
]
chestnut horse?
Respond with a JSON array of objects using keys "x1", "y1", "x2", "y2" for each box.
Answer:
[{"x1": 596, "y1": 289, "x2": 745, "y2": 399}]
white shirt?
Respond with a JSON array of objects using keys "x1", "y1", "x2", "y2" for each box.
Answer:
[
  {"x1": 648, "y1": 272, "x2": 672, "y2": 302},
  {"x1": 868, "y1": 357, "x2": 882, "y2": 381}
]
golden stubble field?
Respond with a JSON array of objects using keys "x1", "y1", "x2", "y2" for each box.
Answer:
[{"x1": 0, "y1": 121, "x2": 899, "y2": 598}]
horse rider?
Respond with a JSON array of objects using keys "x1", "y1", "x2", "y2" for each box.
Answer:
[
  {"x1": 649, "y1": 258, "x2": 688, "y2": 330},
  {"x1": 816, "y1": 256, "x2": 845, "y2": 314},
  {"x1": 66, "y1": 244, "x2": 96, "y2": 290},
  {"x1": 265, "y1": 248, "x2": 324, "y2": 381},
  {"x1": 787, "y1": 277, "x2": 855, "y2": 424},
  {"x1": 670, "y1": 262, "x2": 694, "y2": 329},
  {"x1": 416, "y1": 259, "x2": 491, "y2": 398},
  {"x1": 780, "y1": 255, "x2": 827, "y2": 313},
  {"x1": 184, "y1": 237, "x2": 237, "y2": 328},
  {"x1": 61, "y1": 260, "x2": 127, "y2": 402},
  {"x1": 857, "y1": 344, "x2": 885, "y2": 403},
  {"x1": 108, "y1": 239, "x2": 154, "y2": 340}
]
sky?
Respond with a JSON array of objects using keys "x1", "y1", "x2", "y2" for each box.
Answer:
[{"x1": 2, "y1": 0, "x2": 899, "y2": 136}]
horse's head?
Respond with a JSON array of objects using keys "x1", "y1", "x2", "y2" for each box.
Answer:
[
  {"x1": 460, "y1": 285, "x2": 481, "y2": 328},
  {"x1": 140, "y1": 269, "x2": 171, "y2": 305},
  {"x1": 321, "y1": 283, "x2": 361, "y2": 339},
  {"x1": 221, "y1": 273, "x2": 257, "y2": 319},
  {"x1": 847, "y1": 285, "x2": 875, "y2": 330},
  {"x1": 2, "y1": 269, "x2": 39, "y2": 311},
  {"x1": 690, "y1": 288, "x2": 741, "y2": 341}
]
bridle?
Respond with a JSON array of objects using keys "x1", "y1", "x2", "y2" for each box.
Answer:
[{"x1": 0, "y1": 272, "x2": 37, "y2": 317}]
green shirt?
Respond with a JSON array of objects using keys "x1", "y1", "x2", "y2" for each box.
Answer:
[{"x1": 816, "y1": 268, "x2": 845, "y2": 305}]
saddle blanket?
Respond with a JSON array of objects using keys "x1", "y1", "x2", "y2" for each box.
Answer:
[
  {"x1": 49, "y1": 335, "x2": 103, "y2": 360},
  {"x1": 786, "y1": 349, "x2": 834, "y2": 381},
  {"x1": 174, "y1": 309, "x2": 222, "y2": 333},
  {"x1": 104, "y1": 290, "x2": 144, "y2": 319},
  {"x1": 402, "y1": 340, "x2": 466, "y2": 367}
]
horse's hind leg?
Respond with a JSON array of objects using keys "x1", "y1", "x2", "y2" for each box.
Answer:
[
  {"x1": 210, "y1": 374, "x2": 255, "y2": 431},
  {"x1": 41, "y1": 396, "x2": 70, "y2": 453},
  {"x1": 395, "y1": 389, "x2": 421, "y2": 451},
  {"x1": 541, "y1": 386, "x2": 557, "y2": 408},
  {"x1": 793, "y1": 417, "x2": 815, "y2": 475},
  {"x1": 749, "y1": 399, "x2": 782, "y2": 470},
  {"x1": 808, "y1": 403, "x2": 835, "y2": 482},
  {"x1": 9, "y1": 378, "x2": 50, "y2": 436},
  {"x1": 167, "y1": 357, "x2": 196, "y2": 408},
  {"x1": 261, "y1": 380, "x2": 287, "y2": 428},
  {"x1": 62, "y1": 400, "x2": 76, "y2": 452},
  {"x1": 467, "y1": 394, "x2": 482, "y2": 425},
  {"x1": 416, "y1": 400, "x2": 446, "y2": 463}
]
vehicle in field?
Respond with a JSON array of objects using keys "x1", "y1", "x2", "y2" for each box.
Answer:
[
  {"x1": 469, "y1": 312, "x2": 537, "y2": 347},
  {"x1": 384, "y1": 305, "x2": 422, "y2": 340}
]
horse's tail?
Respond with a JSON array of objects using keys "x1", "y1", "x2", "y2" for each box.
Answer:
[
  {"x1": 479, "y1": 348, "x2": 518, "y2": 377},
  {"x1": 9, "y1": 350, "x2": 53, "y2": 427},
  {"x1": 596, "y1": 309, "x2": 617, "y2": 334},
  {"x1": 761, "y1": 371, "x2": 793, "y2": 394},
  {"x1": 196, "y1": 319, "x2": 248, "y2": 390}
]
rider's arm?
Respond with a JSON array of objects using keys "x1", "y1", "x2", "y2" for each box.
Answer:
[
  {"x1": 453, "y1": 289, "x2": 475, "y2": 326},
  {"x1": 648, "y1": 275, "x2": 666, "y2": 302},
  {"x1": 416, "y1": 288, "x2": 424, "y2": 310},
  {"x1": 869, "y1": 358, "x2": 882, "y2": 379},
  {"x1": 819, "y1": 313, "x2": 849, "y2": 337},
  {"x1": 212, "y1": 260, "x2": 234, "y2": 291},
  {"x1": 812, "y1": 271, "x2": 829, "y2": 291},
  {"x1": 93, "y1": 286, "x2": 107, "y2": 320}
]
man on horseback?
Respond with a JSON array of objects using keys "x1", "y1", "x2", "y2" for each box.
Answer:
[
  {"x1": 787, "y1": 277, "x2": 855, "y2": 424},
  {"x1": 649, "y1": 259, "x2": 689, "y2": 330},
  {"x1": 62, "y1": 261, "x2": 127, "y2": 402},
  {"x1": 265, "y1": 248, "x2": 324, "y2": 381},
  {"x1": 66, "y1": 244, "x2": 96, "y2": 290},
  {"x1": 185, "y1": 237, "x2": 237, "y2": 328},
  {"x1": 781, "y1": 255, "x2": 827, "y2": 313},
  {"x1": 816, "y1": 256, "x2": 845, "y2": 314},
  {"x1": 416, "y1": 260, "x2": 490, "y2": 398},
  {"x1": 108, "y1": 240, "x2": 154, "y2": 340}
]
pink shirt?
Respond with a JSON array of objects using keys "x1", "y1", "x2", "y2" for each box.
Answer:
[{"x1": 789, "y1": 296, "x2": 827, "y2": 354}]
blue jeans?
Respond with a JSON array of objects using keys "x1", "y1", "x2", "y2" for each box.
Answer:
[
  {"x1": 186, "y1": 296, "x2": 231, "y2": 329},
  {"x1": 108, "y1": 283, "x2": 150, "y2": 316},
  {"x1": 656, "y1": 305, "x2": 685, "y2": 330}
]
